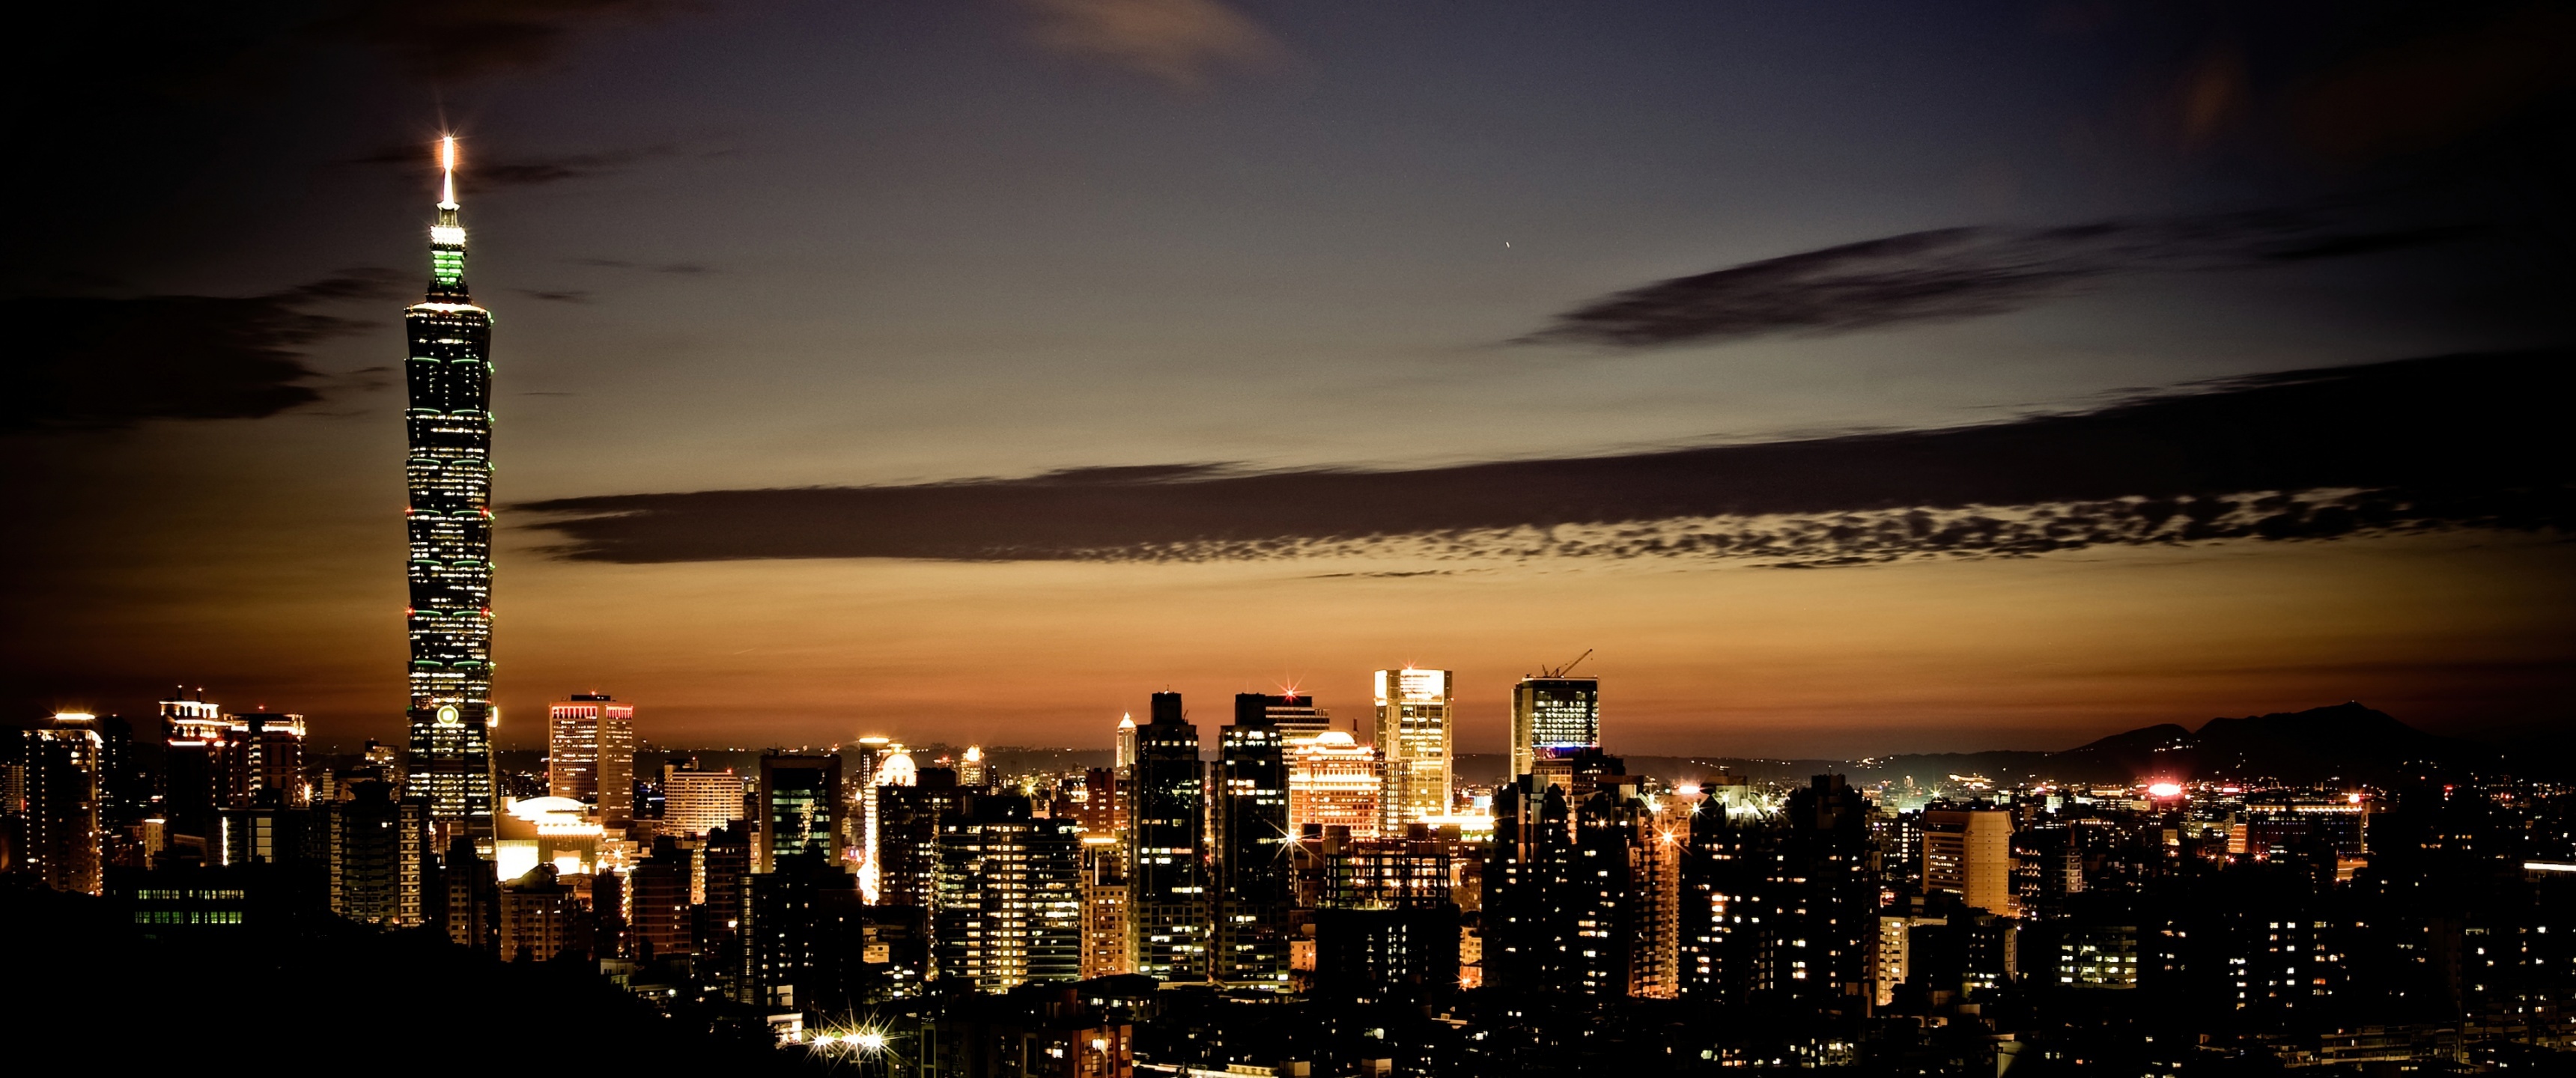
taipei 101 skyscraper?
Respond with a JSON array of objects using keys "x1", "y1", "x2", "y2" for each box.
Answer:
[{"x1": 404, "y1": 136, "x2": 497, "y2": 843}]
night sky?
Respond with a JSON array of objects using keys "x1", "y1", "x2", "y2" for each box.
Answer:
[{"x1": 7, "y1": 1, "x2": 2572, "y2": 756}]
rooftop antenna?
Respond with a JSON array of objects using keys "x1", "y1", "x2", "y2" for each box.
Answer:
[{"x1": 1537, "y1": 648, "x2": 1594, "y2": 678}]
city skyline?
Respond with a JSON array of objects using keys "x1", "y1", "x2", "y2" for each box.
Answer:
[
  {"x1": 7, "y1": 2, "x2": 2571, "y2": 759},
  {"x1": 8, "y1": 7, "x2": 2572, "y2": 1072}
]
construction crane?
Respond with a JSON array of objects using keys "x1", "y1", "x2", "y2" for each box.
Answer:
[{"x1": 1536, "y1": 648, "x2": 1593, "y2": 678}]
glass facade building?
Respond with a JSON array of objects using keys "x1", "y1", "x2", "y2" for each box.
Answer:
[
  {"x1": 1510, "y1": 675, "x2": 1600, "y2": 779},
  {"x1": 1215, "y1": 693, "x2": 1292, "y2": 989},
  {"x1": 758, "y1": 752, "x2": 845, "y2": 874},
  {"x1": 1373, "y1": 667, "x2": 1453, "y2": 830},
  {"x1": 1128, "y1": 692, "x2": 1209, "y2": 982},
  {"x1": 404, "y1": 138, "x2": 497, "y2": 841}
]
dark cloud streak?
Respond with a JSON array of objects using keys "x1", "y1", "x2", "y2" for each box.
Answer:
[
  {"x1": 517, "y1": 351, "x2": 2571, "y2": 565},
  {"x1": 1522, "y1": 212, "x2": 2471, "y2": 349},
  {"x1": 0, "y1": 271, "x2": 401, "y2": 431}
]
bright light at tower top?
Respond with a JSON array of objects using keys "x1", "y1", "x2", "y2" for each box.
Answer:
[{"x1": 437, "y1": 135, "x2": 459, "y2": 209}]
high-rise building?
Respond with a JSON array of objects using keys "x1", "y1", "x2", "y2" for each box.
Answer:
[
  {"x1": 14, "y1": 713, "x2": 103, "y2": 895},
  {"x1": 219, "y1": 800, "x2": 318, "y2": 868},
  {"x1": 1678, "y1": 797, "x2": 1776, "y2": 1004},
  {"x1": 873, "y1": 769, "x2": 964, "y2": 909},
  {"x1": 1215, "y1": 694, "x2": 1292, "y2": 990},
  {"x1": 499, "y1": 864, "x2": 582, "y2": 962},
  {"x1": 160, "y1": 693, "x2": 228, "y2": 850},
  {"x1": 1310, "y1": 823, "x2": 1462, "y2": 1006},
  {"x1": 403, "y1": 136, "x2": 499, "y2": 844},
  {"x1": 442, "y1": 834, "x2": 498, "y2": 952},
  {"x1": 699, "y1": 821, "x2": 752, "y2": 951},
  {"x1": 1129, "y1": 692, "x2": 1209, "y2": 983},
  {"x1": 547, "y1": 694, "x2": 635, "y2": 827},
  {"x1": 629, "y1": 839, "x2": 695, "y2": 959},
  {"x1": 1080, "y1": 835, "x2": 1133, "y2": 978},
  {"x1": 91, "y1": 714, "x2": 148, "y2": 861},
  {"x1": 1484, "y1": 758, "x2": 1679, "y2": 1001},
  {"x1": 1925, "y1": 806, "x2": 2019, "y2": 918},
  {"x1": 327, "y1": 779, "x2": 427, "y2": 927},
  {"x1": 1510, "y1": 676, "x2": 1599, "y2": 779},
  {"x1": 1236, "y1": 692, "x2": 1331, "y2": 743},
  {"x1": 1770, "y1": 775, "x2": 1876, "y2": 1014},
  {"x1": 741, "y1": 853, "x2": 866, "y2": 1011},
  {"x1": 1373, "y1": 668, "x2": 1453, "y2": 830},
  {"x1": 854, "y1": 738, "x2": 914, "y2": 904},
  {"x1": 757, "y1": 753, "x2": 843, "y2": 874},
  {"x1": 661, "y1": 761, "x2": 744, "y2": 836},
  {"x1": 935, "y1": 794, "x2": 1084, "y2": 991},
  {"x1": 1483, "y1": 776, "x2": 1573, "y2": 993},
  {"x1": 1675, "y1": 776, "x2": 1877, "y2": 1012},
  {"x1": 223, "y1": 711, "x2": 307, "y2": 808},
  {"x1": 1289, "y1": 731, "x2": 1382, "y2": 839},
  {"x1": 958, "y1": 745, "x2": 988, "y2": 788},
  {"x1": 1074, "y1": 767, "x2": 1127, "y2": 837},
  {"x1": 1114, "y1": 715, "x2": 1138, "y2": 773}
]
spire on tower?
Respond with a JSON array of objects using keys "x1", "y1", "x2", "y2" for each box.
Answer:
[
  {"x1": 428, "y1": 135, "x2": 469, "y2": 296},
  {"x1": 439, "y1": 135, "x2": 459, "y2": 209}
]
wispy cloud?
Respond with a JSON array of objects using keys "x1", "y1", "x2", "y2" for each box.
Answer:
[
  {"x1": 1, "y1": 270, "x2": 403, "y2": 431},
  {"x1": 1521, "y1": 211, "x2": 2470, "y2": 349},
  {"x1": 1019, "y1": 0, "x2": 1290, "y2": 88},
  {"x1": 517, "y1": 351, "x2": 2570, "y2": 566},
  {"x1": 516, "y1": 288, "x2": 593, "y2": 303}
]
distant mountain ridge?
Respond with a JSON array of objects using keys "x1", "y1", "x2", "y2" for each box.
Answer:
[
  {"x1": 1647, "y1": 703, "x2": 2516, "y2": 790},
  {"x1": 2043, "y1": 701, "x2": 2501, "y2": 785}
]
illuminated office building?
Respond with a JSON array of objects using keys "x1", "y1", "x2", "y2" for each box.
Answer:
[
  {"x1": 958, "y1": 745, "x2": 988, "y2": 788},
  {"x1": 1129, "y1": 692, "x2": 1209, "y2": 983},
  {"x1": 548, "y1": 693, "x2": 635, "y2": 827},
  {"x1": 1373, "y1": 668, "x2": 1454, "y2": 829},
  {"x1": 1234, "y1": 692, "x2": 1331, "y2": 744},
  {"x1": 757, "y1": 753, "x2": 843, "y2": 874},
  {"x1": 1289, "y1": 731, "x2": 1381, "y2": 839},
  {"x1": 1081, "y1": 835, "x2": 1133, "y2": 978},
  {"x1": 1924, "y1": 807, "x2": 2019, "y2": 918},
  {"x1": 1073, "y1": 767, "x2": 1126, "y2": 837},
  {"x1": 2241, "y1": 793, "x2": 2369, "y2": 860},
  {"x1": 403, "y1": 136, "x2": 498, "y2": 843},
  {"x1": 857, "y1": 740, "x2": 916, "y2": 904},
  {"x1": 223, "y1": 711, "x2": 307, "y2": 808},
  {"x1": 1510, "y1": 675, "x2": 1599, "y2": 779},
  {"x1": 16, "y1": 713, "x2": 103, "y2": 895},
  {"x1": 660, "y1": 761, "x2": 744, "y2": 836},
  {"x1": 935, "y1": 794, "x2": 1084, "y2": 991}
]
